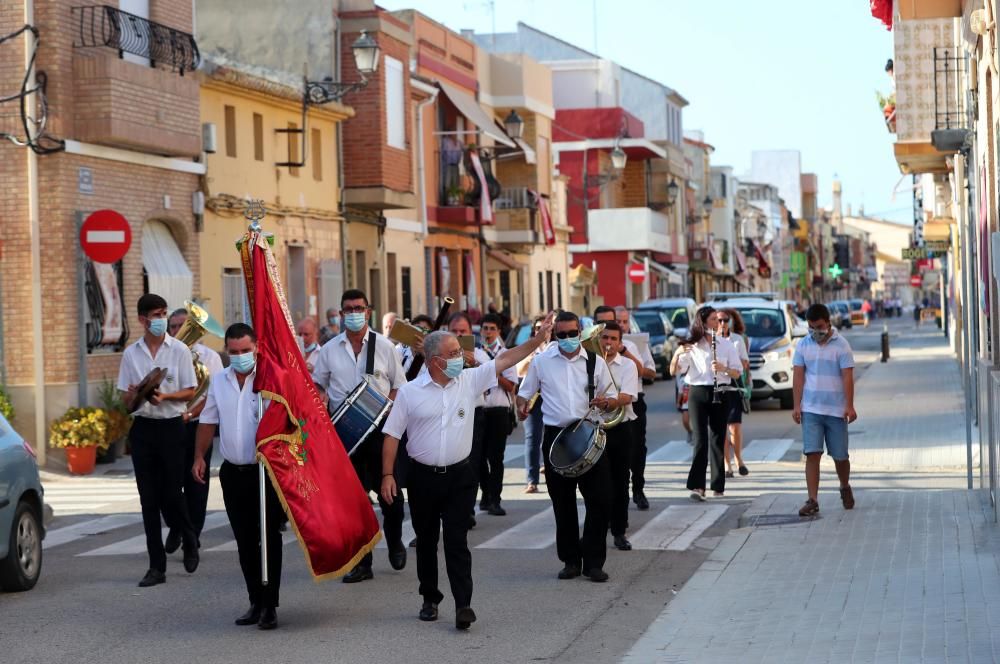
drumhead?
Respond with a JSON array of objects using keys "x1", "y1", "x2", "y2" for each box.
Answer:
[{"x1": 550, "y1": 419, "x2": 598, "y2": 468}]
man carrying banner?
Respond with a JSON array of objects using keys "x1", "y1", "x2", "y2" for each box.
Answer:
[{"x1": 380, "y1": 314, "x2": 554, "y2": 630}]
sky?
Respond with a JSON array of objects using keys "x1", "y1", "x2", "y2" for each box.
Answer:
[{"x1": 377, "y1": 0, "x2": 908, "y2": 223}]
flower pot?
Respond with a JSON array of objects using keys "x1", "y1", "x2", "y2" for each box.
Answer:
[{"x1": 65, "y1": 446, "x2": 97, "y2": 475}]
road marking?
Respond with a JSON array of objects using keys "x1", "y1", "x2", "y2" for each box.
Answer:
[
  {"x1": 374, "y1": 519, "x2": 416, "y2": 549},
  {"x1": 78, "y1": 511, "x2": 231, "y2": 556},
  {"x1": 477, "y1": 507, "x2": 562, "y2": 550},
  {"x1": 42, "y1": 480, "x2": 140, "y2": 515},
  {"x1": 630, "y1": 504, "x2": 727, "y2": 551},
  {"x1": 44, "y1": 514, "x2": 144, "y2": 550},
  {"x1": 646, "y1": 440, "x2": 692, "y2": 463},
  {"x1": 205, "y1": 530, "x2": 298, "y2": 552},
  {"x1": 741, "y1": 438, "x2": 794, "y2": 463}
]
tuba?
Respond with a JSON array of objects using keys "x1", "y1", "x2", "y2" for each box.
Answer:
[
  {"x1": 580, "y1": 323, "x2": 626, "y2": 430},
  {"x1": 174, "y1": 300, "x2": 226, "y2": 409}
]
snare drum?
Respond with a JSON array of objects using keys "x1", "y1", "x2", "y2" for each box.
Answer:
[
  {"x1": 548, "y1": 417, "x2": 606, "y2": 478},
  {"x1": 330, "y1": 376, "x2": 393, "y2": 456}
]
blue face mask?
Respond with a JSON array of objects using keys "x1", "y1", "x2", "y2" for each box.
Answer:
[
  {"x1": 304, "y1": 342, "x2": 317, "y2": 353},
  {"x1": 147, "y1": 317, "x2": 167, "y2": 337},
  {"x1": 441, "y1": 356, "x2": 464, "y2": 379},
  {"x1": 557, "y1": 336, "x2": 581, "y2": 354},
  {"x1": 230, "y1": 352, "x2": 255, "y2": 374},
  {"x1": 343, "y1": 312, "x2": 367, "y2": 332},
  {"x1": 328, "y1": 315, "x2": 340, "y2": 327}
]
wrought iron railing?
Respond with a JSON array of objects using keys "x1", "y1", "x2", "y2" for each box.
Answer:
[
  {"x1": 72, "y1": 5, "x2": 200, "y2": 75},
  {"x1": 494, "y1": 186, "x2": 535, "y2": 210},
  {"x1": 933, "y1": 47, "x2": 967, "y2": 131}
]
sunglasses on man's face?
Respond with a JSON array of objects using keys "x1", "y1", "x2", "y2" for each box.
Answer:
[
  {"x1": 718, "y1": 318, "x2": 730, "y2": 324},
  {"x1": 554, "y1": 329, "x2": 580, "y2": 339},
  {"x1": 342, "y1": 306, "x2": 367, "y2": 314}
]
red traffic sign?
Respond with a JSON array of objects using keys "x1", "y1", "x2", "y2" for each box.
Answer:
[
  {"x1": 910, "y1": 275, "x2": 922, "y2": 287},
  {"x1": 628, "y1": 263, "x2": 646, "y2": 284},
  {"x1": 80, "y1": 209, "x2": 131, "y2": 263}
]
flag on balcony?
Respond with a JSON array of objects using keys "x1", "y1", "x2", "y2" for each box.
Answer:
[
  {"x1": 870, "y1": 0, "x2": 892, "y2": 31},
  {"x1": 469, "y1": 151, "x2": 495, "y2": 224},
  {"x1": 529, "y1": 189, "x2": 556, "y2": 246},
  {"x1": 240, "y1": 230, "x2": 380, "y2": 580}
]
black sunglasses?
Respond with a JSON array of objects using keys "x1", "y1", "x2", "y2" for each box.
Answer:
[{"x1": 554, "y1": 329, "x2": 580, "y2": 339}]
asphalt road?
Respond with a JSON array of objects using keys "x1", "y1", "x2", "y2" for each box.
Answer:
[{"x1": 2, "y1": 322, "x2": 963, "y2": 664}]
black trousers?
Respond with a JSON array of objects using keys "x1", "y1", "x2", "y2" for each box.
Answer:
[
  {"x1": 606, "y1": 421, "x2": 634, "y2": 537},
  {"x1": 351, "y1": 432, "x2": 404, "y2": 567},
  {"x1": 219, "y1": 461, "x2": 283, "y2": 608},
  {"x1": 479, "y1": 407, "x2": 510, "y2": 506},
  {"x1": 163, "y1": 420, "x2": 212, "y2": 538},
  {"x1": 686, "y1": 385, "x2": 728, "y2": 493},
  {"x1": 630, "y1": 394, "x2": 648, "y2": 495},
  {"x1": 542, "y1": 425, "x2": 611, "y2": 572},
  {"x1": 408, "y1": 459, "x2": 477, "y2": 609},
  {"x1": 129, "y1": 416, "x2": 196, "y2": 572}
]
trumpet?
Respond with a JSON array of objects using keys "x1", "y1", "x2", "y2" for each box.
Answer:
[
  {"x1": 711, "y1": 330, "x2": 721, "y2": 404},
  {"x1": 580, "y1": 323, "x2": 625, "y2": 429}
]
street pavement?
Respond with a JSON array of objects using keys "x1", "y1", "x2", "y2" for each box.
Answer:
[{"x1": 1, "y1": 317, "x2": 979, "y2": 663}]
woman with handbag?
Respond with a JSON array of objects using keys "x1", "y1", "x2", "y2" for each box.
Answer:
[{"x1": 721, "y1": 308, "x2": 751, "y2": 478}]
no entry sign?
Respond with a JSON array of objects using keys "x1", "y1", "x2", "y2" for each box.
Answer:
[
  {"x1": 910, "y1": 275, "x2": 922, "y2": 287},
  {"x1": 628, "y1": 263, "x2": 646, "y2": 284},
  {"x1": 80, "y1": 209, "x2": 131, "y2": 263}
]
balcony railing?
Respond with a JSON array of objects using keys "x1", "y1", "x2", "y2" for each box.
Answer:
[
  {"x1": 933, "y1": 47, "x2": 966, "y2": 130},
  {"x1": 72, "y1": 5, "x2": 200, "y2": 75},
  {"x1": 494, "y1": 186, "x2": 535, "y2": 210}
]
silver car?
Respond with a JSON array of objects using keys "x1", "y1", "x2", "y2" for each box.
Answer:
[{"x1": 0, "y1": 413, "x2": 44, "y2": 591}]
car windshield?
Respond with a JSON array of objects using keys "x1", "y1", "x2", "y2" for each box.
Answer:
[
  {"x1": 663, "y1": 307, "x2": 690, "y2": 329},
  {"x1": 740, "y1": 309, "x2": 787, "y2": 337},
  {"x1": 633, "y1": 314, "x2": 665, "y2": 336}
]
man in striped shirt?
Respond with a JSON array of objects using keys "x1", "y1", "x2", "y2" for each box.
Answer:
[{"x1": 792, "y1": 303, "x2": 857, "y2": 517}]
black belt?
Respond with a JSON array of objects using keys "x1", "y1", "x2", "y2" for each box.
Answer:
[
  {"x1": 484, "y1": 406, "x2": 509, "y2": 412},
  {"x1": 410, "y1": 457, "x2": 470, "y2": 474},
  {"x1": 134, "y1": 416, "x2": 183, "y2": 423},
  {"x1": 223, "y1": 460, "x2": 258, "y2": 472}
]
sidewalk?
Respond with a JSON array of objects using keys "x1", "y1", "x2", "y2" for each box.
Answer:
[{"x1": 625, "y1": 319, "x2": 995, "y2": 663}]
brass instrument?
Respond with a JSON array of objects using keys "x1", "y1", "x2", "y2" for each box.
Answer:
[
  {"x1": 580, "y1": 323, "x2": 626, "y2": 430},
  {"x1": 174, "y1": 300, "x2": 226, "y2": 409}
]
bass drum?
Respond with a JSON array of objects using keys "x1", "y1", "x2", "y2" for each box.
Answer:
[{"x1": 548, "y1": 418, "x2": 606, "y2": 478}]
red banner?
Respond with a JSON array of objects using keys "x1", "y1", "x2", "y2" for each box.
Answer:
[
  {"x1": 529, "y1": 189, "x2": 556, "y2": 246},
  {"x1": 241, "y1": 232, "x2": 380, "y2": 580},
  {"x1": 469, "y1": 151, "x2": 494, "y2": 224}
]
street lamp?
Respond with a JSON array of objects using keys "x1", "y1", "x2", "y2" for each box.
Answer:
[
  {"x1": 305, "y1": 30, "x2": 381, "y2": 105},
  {"x1": 610, "y1": 145, "x2": 627, "y2": 170},
  {"x1": 351, "y1": 30, "x2": 380, "y2": 76},
  {"x1": 666, "y1": 179, "x2": 680, "y2": 209},
  {"x1": 503, "y1": 110, "x2": 524, "y2": 140},
  {"x1": 702, "y1": 195, "x2": 713, "y2": 216}
]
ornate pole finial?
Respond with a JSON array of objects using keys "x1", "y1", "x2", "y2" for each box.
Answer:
[{"x1": 244, "y1": 199, "x2": 266, "y2": 232}]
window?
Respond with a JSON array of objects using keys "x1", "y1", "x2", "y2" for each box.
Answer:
[
  {"x1": 401, "y1": 266, "x2": 412, "y2": 319},
  {"x1": 546, "y1": 271, "x2": 554, "y2": 314},
  {"x1": 287, "y1": 122, "x2": 300, "y2": 176},
  {"x1": 253, "y1": 113, "x2": 264, "y2": 161},
  {"x1": 286, "y1": 246, "x2": 307, "y2": 321},
  {"x1": 385, "y1": 56, "x2": 405, "y2": 149},
  {"x1": 311, "y1": 128, "x2": 323, "y2": 181},
  {"x1": 387, "y1": 252, "x2": 398, "y2": 312},
  {"x1": 222, "y1": 267, "x2": 250, "y2": 327},
  {"x1": 354, "y1": 250, "x2": 366, "y2": 290},
  {"x1": 538, "y1": 271, "x2": 545, "y2": 312},
  {"x1": 224, "y1": 105, "x2": 237, "y2": 158},
  {"x1": 556, "y1": 272, "x2": 563, "y2": 309}
]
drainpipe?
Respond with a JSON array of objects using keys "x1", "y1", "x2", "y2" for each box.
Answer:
[
  {"x1": 335, "y1": 14, "x2": 349, "y2": 293},
  {"x1": 413, "y1": 79, "x2": 438, "y2": 239},
  {"x1": 24, "y1": 1, "x2": 45, "y2": 464}
]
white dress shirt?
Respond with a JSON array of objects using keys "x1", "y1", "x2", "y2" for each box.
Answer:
[
  {"x1": 480, "y1": 341, "x2": 517, "y2": 409},
  {"x1": 192, "y1": 342, "x2": 224, "y2": 377},
  {"x1": 516, "y1": 345, "x2": 618, "y2": 428},
  {"x1": 676, "y1": 335, "x2": 741, "y2": 386},
  {"x1": 606, "y1": 353, "x2": 640, "y2": 421},
  {"x1": 116, "y1": 334, "x2": 197, "y2": 419},
  {"x1": 417, "y1": 346, "x2": 492, "y2": 407},
  {"x1": 382, "y1": 361, "x2": 499, "y2": 467},
  {"x1": 311, "y1": 329, "x2": 405, "y2": 407},
  {"x1": 199, "y1": 367, "x2": 263, "y2": 465},
  {"x1": 727, "y1": 332, "x2": 750, "y2": 365},
  {"x1": 622, "y1": 338, "x2": 656, "y2": 395},
  {"x1": 303, "y1": 345, "x2": 321, "y2": 374}
]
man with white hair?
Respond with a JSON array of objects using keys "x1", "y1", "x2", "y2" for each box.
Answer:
[{"x1": 382, "y1": 311, "x2": 398, "y2": 338}]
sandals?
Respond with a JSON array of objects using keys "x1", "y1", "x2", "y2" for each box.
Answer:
[
  {"x1": 738, "y1": 465, "x2": 749, "y2": 476},
  {"x1": 840, "y1": 485, "x2": 855, "y2": 509},
  {"x1": 798, "y1": 499, "x2": 819, "y2": 517},
  {"x1": 725, "y1": 470, "x2": 735, "y2": 479}
]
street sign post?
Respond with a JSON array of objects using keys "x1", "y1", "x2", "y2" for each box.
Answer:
[
  {"x1": 79, "y1": 209, "x2": 131, "y2": 264},
  {"x1": 628, "y1": 263, "x2": 646, "y2": 284}
]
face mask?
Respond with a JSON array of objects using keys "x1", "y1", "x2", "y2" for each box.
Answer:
[
  {"x1": 810, "y1": 328, "x2": 830, "y2": 343},
  {"x1": 147, "y1": 317, "x2": 167, "y2": 337},
  {"x1": 440, "y1": 356, "x2": 464, "y2": 379},
  {"x1": 328, "y1": 316, "x2": 340, "y2": 327},
  {"x1": 344, "y1": 312, "x2": 367, "y2": 332},
  {"x1": 304, "y1": 342, "x2": 317, "y2": 353},
  {"x1": 230, "y1": 353, "x2": 255, "y2": 374},
  {"x1": 558, "y1": 336, "x2": 581, "y2": 354}
]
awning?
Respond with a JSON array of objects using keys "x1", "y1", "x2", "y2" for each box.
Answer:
[
  {"x1": 514, "y1": 137, "x2": 536, "y2": 164},
  {"x1": 734, "y1": 248, "x2": 747, "y2": 274},
  {"x1": 437, "y1": 82, "x2": 515, "y2": 148},
  {"x1": 647, "y1": 261, "x2": 683, "y2": 285},
  {"x1": 142, "y1": 220, "x2": 192, "y2": 310},
  {"x1": 487, "y1": 248, "x2": 521, "y2": 270},
  {"x1": 750, "y1": 239, "x2": 770, "y2": 271}
]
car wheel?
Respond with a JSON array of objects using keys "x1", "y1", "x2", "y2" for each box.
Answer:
[
  {"x1": 0, "y1": 500, "x2": 43, "y2": 592},
  {"x1": 778, "y1": 390, "x2": 795, "y2": 411}
]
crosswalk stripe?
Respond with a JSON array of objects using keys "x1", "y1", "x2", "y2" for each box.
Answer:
[
  {"x1": 477, "y1": 507, "x2": 559, "y2": 550},
  {"x1": 205, "y1": 530, "x2": 298, "y2": 552},
  {"x1": 741, "y1": 438, "x2": 794, "y2": 463},
  {"x1": 78, "y1": 511, "x2": 231, "y2": 557},
  {"x1": 374, "y1": 519, "x2": 416, "y2": 550},
  {"x1": 646, "y1": 440, "x2": 692, "y2": 463},
  {"x1": 630, "y1": 505, "x2": 707, "y2": 550},
  {"x1": 662, "y1": 505, "x2": 726, "y2": 551},
  {"x1": 44, "y1": 514, "x2": 144, "y2": 550}
]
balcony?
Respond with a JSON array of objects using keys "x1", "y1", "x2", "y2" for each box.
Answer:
[
  {"x1": 587, "y1": 207, "x2": 672, "y2": 253},
  {"x1": 484, "y1": 186, "x2": 538, "y2": 243},
  {"x1": 72, "y1": 6, "x2": 200, "y2": 74}
]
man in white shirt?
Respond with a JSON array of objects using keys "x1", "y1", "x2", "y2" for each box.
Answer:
[
  {"x1": 163, "y1": 307, "x2": 224, "y2": 554},
  {"x1": 473, "y1": 313, "x2": 516, "y2": 516},
  {"x1": 192, "y1": 323, "x2": 282, "y2": 631},
  {"x1": 311, "y1": 289, "x2": 407, "y2": 583},
  {"x1": 380, "y1": 315, "x2": 553, "y2": 630},
  {"x1": 516, "y1": 311, "x2": 622, "y2": 583},
  {"x1": 297, "y1": 317, "x2": 321, "y2": 374},
  {"x1": 117, "y1": 294, "x2": 199, "y2": 588},
  {"x1": 597, "y1": 322, "x2": 640, "y2": 551}
]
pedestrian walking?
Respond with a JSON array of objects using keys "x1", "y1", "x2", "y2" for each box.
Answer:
[
  {"x1": 720, "y1": 308, "x2": 750, "y2": 478},
  {"x1": 792, "y1": 304, "x2": 857, "y2": 517},
  {"x1": 517, "y1": 317, "x2": 548, "y2": 494},
  {"x1": 477, "y1": 313, "x2": 519, "y2": 516}
]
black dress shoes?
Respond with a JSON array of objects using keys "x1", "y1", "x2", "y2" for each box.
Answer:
[
  {"x1": 455, "y1": 606, "x2": 477, "y2": 630},
  {"x1": 235, "y1": 604, "x2": 261, "y2": 626},
  {"x1": 419, "y1": 601, "x2": 438, "y2": 622},
  {"x1": 182, "y1": 544, "x2": 199, "y2": 574},
  {"x1": 409, "y1": 537, "x2": 418, "y2": 548},
  {"x1": 487, "y1": 504, "x2": 506, "y2": 516},
  {"x1": 584, "y1": 568, "x2": 609, "y2": 582},
  {"x1": 257, "y1": 606, "x2": 278, "y2": 630},
  {"x1": 557, "y1": 564, "x2": 581, "y2": 580},
  {"x1": 164, "y1": 530, "x2": 181, "y2": 554},
  {"x1": 613, "y1": 535, "x2": 633, "y2": 551},
  {"x1": 634, "y1": 491, "x2": 650, "y2": 511},
  {"x1": 138, "y1": 569, "x2": 165, "y2": 587},
  {"x1": 388, "y1": 540, "x2": 407, "y2": 571},
  {"x1": 342, "y1": 564, "x2": 374, "y2": 583}
]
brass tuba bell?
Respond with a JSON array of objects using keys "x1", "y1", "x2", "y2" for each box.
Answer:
[
  {"x1": 174, "y1": 300, "x2": 226, "y2": 409},
  {"x1": 580, "y1": 323, "x2": 626, "y2": 430}
]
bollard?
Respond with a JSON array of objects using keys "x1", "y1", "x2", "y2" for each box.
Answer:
[{"x1": 880, "y1": 324, "x2": 890, "y2": 363}]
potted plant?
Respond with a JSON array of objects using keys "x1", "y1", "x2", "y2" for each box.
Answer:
[
  {"x1": 446, "y1": 185, "x2": 464, "y2": 206},
  {"x1": 0, "y1": 384, "x2": 13, "y2": 422},
  {"x1": 96, "y1": 379, "x2": 130, "y2": 463},
  {"x1": 49, "y1": 407, "x2": 111, "y2": 475},
  {"x1": 876, "y1": 91, "x2": 896, "y2": 133}
]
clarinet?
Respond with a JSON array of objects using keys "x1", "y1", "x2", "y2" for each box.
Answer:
[{"x1": 711, "y1": 330, "x2": 721, "y2": 404}]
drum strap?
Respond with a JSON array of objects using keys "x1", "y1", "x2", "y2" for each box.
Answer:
[
  {"x1": 365, "y1": 331, "x2": 376, "y2": 376},
  {"x1": 586, "y1": 351, "x2": 596, "y2": 401}
]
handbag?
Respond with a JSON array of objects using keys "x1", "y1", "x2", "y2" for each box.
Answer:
[{"x1": 738, "y1": 373, "x2": 751, "y2": 414}]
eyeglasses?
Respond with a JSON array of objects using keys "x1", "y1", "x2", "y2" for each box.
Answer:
[
  {"x1": 481, "y1": 325, "x2": 499, "y2": 332},
  {"x1": 342, "y1": 306, "x2": 367, "y2": 314},
  {"x1": 554, "y1": 329, "x2": 580, "y2": 339},
  {"x1": 717, "y1": 318, "x2": 730, "y2": 324}
]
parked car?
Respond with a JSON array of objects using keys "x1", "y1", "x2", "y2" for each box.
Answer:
[
  {"x1": 637, "y1": 297, "x2": 697, "y2": 341},
  {"x1": 0, "y1": 412, "x2": 44, "y2": 592},
  {"x1": 827, "y1": 301, "x2": 852, "y2": 329},
  {"x1": 847, "y1": 299, "x2": 866, "y2": 327},
  {"x1": 631, "y1": 309, "x2": 678, "y2": 379},
  {"x1": 702, "y1": 292, "x2": 807, "y2": 409}
]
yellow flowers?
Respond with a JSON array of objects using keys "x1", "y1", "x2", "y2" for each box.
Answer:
[{"x1": 49, "y1": 407, "x2": 121, "y2": 451}]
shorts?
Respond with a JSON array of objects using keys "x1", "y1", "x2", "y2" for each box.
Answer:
[
  {"x1": 801, "y1": 412, "x2": 849, "y2": 460},
  {"x1": 676, "y1": 378, "x2": 690, "y2": 412},
  {"x1": 727, "y1": 390, "x2": 743, "y2": 424}
]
